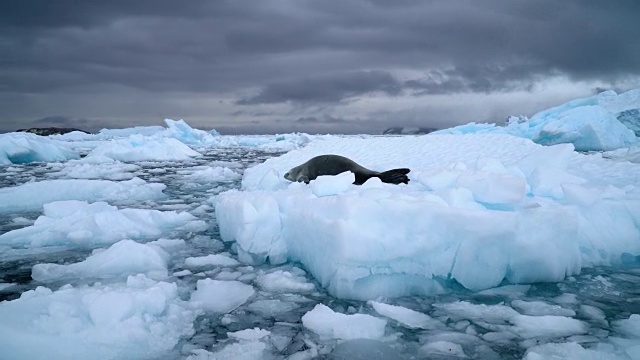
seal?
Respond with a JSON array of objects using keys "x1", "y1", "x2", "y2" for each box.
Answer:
[{"x1": 284, "y1": 154, "x2": 410, "y2": 185}]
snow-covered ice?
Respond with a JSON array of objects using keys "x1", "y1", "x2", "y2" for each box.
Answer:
[
  {"x1": 0, "y1": 200, "x2": 206, "y2": 248},
  {"x1": 301, "y1": 303, "x2": 387, "y2": 340},
  {"x1": 436, "y1": 88, "x2": 640, "y2": 151},
  {"x1": 217, "y1": 133, "x2": 640, "y2": 299},
  {"x1": 32, "y1": 240, "x2": 170, "y2": 282},
  {"x1": 190, "y1": 279, "x2": 255, "y2": 313},
  {"x1": 0, "y1": 178, "x2": 166, "y2": 214},
  {"x1": 0, "y1": 275, "x2": 199, "y2": 360}
]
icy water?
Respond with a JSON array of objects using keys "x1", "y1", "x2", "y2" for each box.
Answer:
[{"x1": 1, "y1": 148, "x2": 639, "y2": 359}]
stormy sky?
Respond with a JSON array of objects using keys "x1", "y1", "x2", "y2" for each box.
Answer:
[{"x1": 2, "y1": 1, "x2": 639, "y2": 134}]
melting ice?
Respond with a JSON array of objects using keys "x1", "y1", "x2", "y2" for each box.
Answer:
[{"x1": 0, "y1": 90, "x2": 639, "y2": 359}]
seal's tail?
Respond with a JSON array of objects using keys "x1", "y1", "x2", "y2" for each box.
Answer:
[{"x1": 377, "y1": 168, "x2": 411, "y2": 184}]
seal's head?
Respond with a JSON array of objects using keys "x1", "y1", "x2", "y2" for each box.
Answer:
[{"x1": 284, "y1": 165, "x2": 310, "y2": 183}]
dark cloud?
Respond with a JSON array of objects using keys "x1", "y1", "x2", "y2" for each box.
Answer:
[
  {"x1": 238, "y1": 71, "x2": 401, "y2": 104},
  {"x1": 1, "y1": 0, "x2": 639, "y2": 132},
  {"x1": 295, "y1": 115, "x2": 349, "y2": 124}
]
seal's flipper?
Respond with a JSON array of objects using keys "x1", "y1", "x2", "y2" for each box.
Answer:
[{"x1": 377, "y1": 168, "x2": 410, "y2": 184}]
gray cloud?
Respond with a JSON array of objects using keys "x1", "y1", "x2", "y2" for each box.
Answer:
[
  {"x1": 1, "y1": 0, "x2": 639, "y2": 133},
  {"x1": 238, "y1": 71, "x2": 401, "y2": 104}
]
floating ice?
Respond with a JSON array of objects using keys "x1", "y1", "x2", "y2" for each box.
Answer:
[
  {"x1": 32, "y1": 240, "x2": 170, "y2": 282},
  {"x1": 511, "y1": 299, "x2": 577, "y2": 317},
  {"x1": 523, "y1": 342, "x2": 625, "y2": 360},
  {"x1": 227, "y1": 328, "x2": 271, "y2": 341},
  {"x1": 436, "y1": 88, "x2": 639, "y2": 151},
  {"x1": 163, "y1": 119, "x2": 218, "y2": 146},
  {"x1": 184, "y1": 254, "x2": 240, "y2": 268},
  {"x1": 217, "y1": 134, "x2": 640, "y2": 299},
  {"x1": 0, "y1": 132, "x2": 79, "y2": 164},
  {"x1": 0, "y1": 275, "x2": 199, "y2": 360},
  {"x1": 421, "y1": 341, "x2": 468, "y2": 358},
  {"x1": 301, "y1": 304, "x2": 387, "y2": 340},
  {"x1": 369, "y1": 301, "x2": 443, "y2": 329},
  {"x1": 190, "y1": 279, "x2": 255, "y2": 313},
  {"x1": 0, "y1": 178, "x2": 166, "y2": 214},
  {"x1": 255, "y1": 270, "x2": 316, "y2": 293},
  {"x1": 0, "y1": 200, "x2": 206, "y2": 248},
  {"x1": 87, "y1": 134, "x2": 201, "y2": 162},
  {"x1": 183, "y1": 166, "x2": 242, "y2": 183},
  {"x1": 47, "y1": 158, "x2": 140, "y2": 180},
  {"x1": 436, "y1": 301, "x2": 588, "y2": 340}
]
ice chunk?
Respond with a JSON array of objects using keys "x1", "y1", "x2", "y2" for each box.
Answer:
[
  {"x1": 421, "y1": 341, "x2": 468, "y2": 358},
  {"x1": 164, "y1": 119, "x2": 218, "y2": 146},
  {"x1": 0, "y1": 200, "x2": 206, "y2": 248},
  {"x1": 436, "y1": 301, "x2": 588, "y2": 340},
  {"x1": 32, "y1": 240, "x2": 170, "y2": 281},
  {"x1": 368, "y1": 301, "x2": 443, "y2": 329},
  {"x1": 218, "y1": 132, "x2": 640, "y2": 299},
  {"x1": 87, "y1": 134, "x2": 201, "y2": 162},
  {"x1": 47, "y1": 159, "x2": 140, "y2": 180},
  {"x1": 227, "y1": 328, "x2": 270, "y2": 341},
  {"x1": 310, "y1": 171, "x2": 355, "y2": 197},
  {"x1": 301, "y1": 304, "x2": 387, "y2": 340},
  {"x1": 184, "y1": 254, "x2": 240, "y2": 268},
  {"x1": 524, "y1": 342, "x2": 625, "y2": 360},
  {"x1": 0, "y1": 132, "x2": 79, "y2": 164},
  {"x1": 190, "y1": 279, "x2": 255, "y2": 313},
  {"x1": 184, "y1": 166, "x2": 241, "y2": 183},
  {"x1": 435, "y1": 88, "x2": 640, "y2": 151},
  {"x1": 615, "y1": 314, "x2": 640, "y2": 338},
  {"x1": 0, "y1": 275, "x2": 199, "y2": 360},
  {"x1": 0, "y1": 178, "x2": 166, "y2": 214},
  {"x1": 511, "y1": 300, "x2": 576, "y2": 317},
  {"x1": 534, "y1": 105, "x2": 637, "y2": 151},
  {"x1": 256, "y1": 270, "x2": 316, "y2": 293}
]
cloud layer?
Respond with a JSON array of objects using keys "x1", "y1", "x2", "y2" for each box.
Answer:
[{"x1": 2, "y1": 0, "x2": 639, "y2": 133}]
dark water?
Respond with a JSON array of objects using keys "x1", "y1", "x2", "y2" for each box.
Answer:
[{"x1": 0, "y1": 147, "x2": 638, "y2": 359}]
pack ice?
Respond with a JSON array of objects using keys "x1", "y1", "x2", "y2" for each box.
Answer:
[{"x1": 217, "y1": 134, "x2": 640, "y2": 300}]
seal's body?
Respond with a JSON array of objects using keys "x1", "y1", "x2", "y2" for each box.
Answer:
[{"x1": 284, "y1": 154, "x2": 410, "y2": 185}]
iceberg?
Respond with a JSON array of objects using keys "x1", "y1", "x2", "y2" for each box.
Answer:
[
  {"x1": 0, "y1": 132, "x2": 79, "y2": 164},
  {"x1": 216, "y1": 134, "x2": 640, "y2": 299},
  {"x1": 435, "y1": 88, "x2": 640, "y2": 151}
]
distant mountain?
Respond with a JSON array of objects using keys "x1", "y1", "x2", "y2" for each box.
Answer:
[
  {"x1": 16, "y1": 127, "x2": 90, "y2": 136},
  {"x1": 382, "y1": 127, "x2": 438, "y2": 135}
]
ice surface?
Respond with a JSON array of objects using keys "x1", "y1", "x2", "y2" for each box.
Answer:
[
  {"x1": 256, "y1": 269, "x2": 316, "y2": 293},
  {"x1": 523, "y1": 342, "x2": 625, "y2": 360},
  {"x1": 0, "y1": 178, "x2": 166, "y2": 214},
  {"x1": 32, "y1": 240, "x2": 170, "y2": 282},
  {"x1": 216, "y1": 134, "x2": 640, "y2": 299},
  {"x1": 47, "y1": 158, "x2": 140, "y2": 180},
  {"x1": 0, "y1": 132, "x2": 79, "y2": 164},
  {"x1": 190, "y1": 279, "x2": 255, "y2": 313},
  {"x1": 0, "y1": 200, "x2": 206, "y2": 248},
  {"x1": 301, "y1": 304, "x2": 387, "y2": 340},
  {"x1": 436, "y1": 301, "x2": 588, "y2": 340},
  {"x1": 0, "y1": 275, "x2": 198, "y2": 360},
  {"x1": 87, "y1": 134, "x2": 202, "y2": 162},
  {"x1": 369, "y1": 301, "x2": 443, "y2": 329},
  {"x1": 421, "y1": 341, "x2": 468, "y2": 358},
  {"x1": 184, "y1": 254, "x2": 240, "y2": 268},
  {"x1": 435, "y1": 88, "x2": 639, "y2": 151}
]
